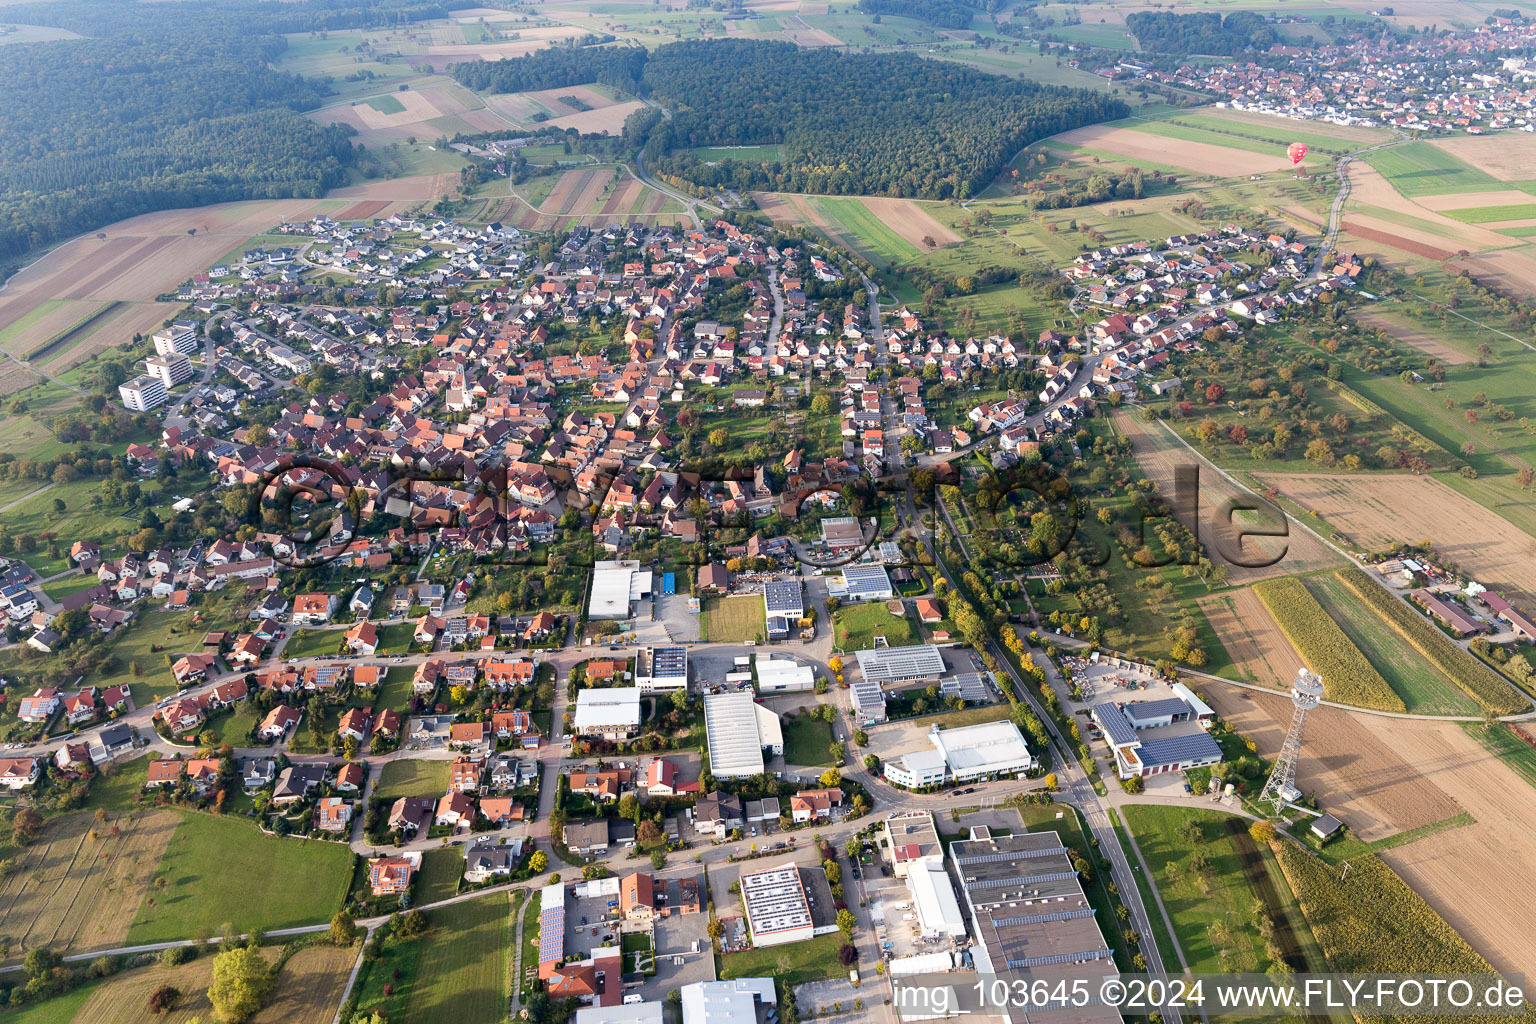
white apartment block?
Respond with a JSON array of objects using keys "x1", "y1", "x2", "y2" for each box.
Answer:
[
  {"x1": 152, "y1": 326, "x2": 199, "y2": 357},
  {"x1": 118, "y1": 374, "x2": 168, "y2": 412},
  {"x1": 145, "y1": 352, "x2": 194, "y2": 388}
]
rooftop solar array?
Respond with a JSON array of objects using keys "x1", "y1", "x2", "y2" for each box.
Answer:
[
  {"x1": 941, "y1": 672, "x2": 991, "y2": 703},
  {"x1": 855, "y1": 644, "x2": 945, "y2": 683},
  {"x1": 763, "y1": 581, "x2": 804, "y2": 615}
]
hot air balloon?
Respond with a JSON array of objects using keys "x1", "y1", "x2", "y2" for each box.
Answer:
[{"x1": 1287, "y1": 142, "x2": 1308, "y2": 166}]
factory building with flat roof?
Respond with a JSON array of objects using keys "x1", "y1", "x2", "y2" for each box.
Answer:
[
  {"x1": 588, "y1": 560, "x2": 653, "y2": 620},
  {"x1": 855, "y1": 644, "x2": 945, "y2": 684},
  {"x1": 703, "y1": 691, "x2": 783, "y2": 778},
  {"x1": 949, "y1": 829, "x2": 1121, "y2": 1023},
  {"x1": 738, "y1": 863, "x2": 815, "y2": 947},
  {"x1": 635, "y1": 646, "x2": 688, "y2": 693}
]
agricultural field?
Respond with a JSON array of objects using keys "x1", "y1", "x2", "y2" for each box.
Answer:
[
  {"x1": 1304, "y1": 573, "x2": 1484, "y2": 715},
  {"x1": 1275, "y1": 843, "x2": 1520, "y2": 1004},
  {"x1": 1364, "y1": 141, "x2": 1508, "y2": 198},
  {"x1": 507, "y1": 166, "x2": 682, "y2": 231},
  {"x1": 0, "y1": 196, "x2": 342, "y2": 394},
  {"x1": 375, "y1": 759, "x2": 452, "y2": 801},
  {"x1": 1251, "y1": 576, "x2": 1404, "y2": 712},
  {"x1": 1332, "y1": 567, "x2": 1528, "y2": 712},
  {"x1": 1047, "y1": 124, "x2": 1299, "y2": 178},
  {"x1": 1197, "y1": 587, "x2": 1305, "y2": 690},
  {"x1": 702, "y1": 594, "x2": 766, "y2": 643},
  {"x1": 1122, "y1": 806, "x2": 1317, "y2": 976},
  {"x1": 0, "y1": 808, "x2": 179, "y2": 955},
  {"x1": 1253, "y1": 473, "x2": 1536, "y2": 609},
  {"x1": 126, "y1": 814, "x2": 352, "y2": 944},
  {"x1": 1460, "y1": 721, "x2": 1536, "y2": 790},
  {"x1": 832, "y1": 600, "x2": 916, "y2": 650},
  {"x1": 1203, "y1": 683, "x2": 1536, "y2": 976}
]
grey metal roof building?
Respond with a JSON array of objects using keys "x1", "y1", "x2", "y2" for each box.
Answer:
[
  {"x1": 948, "y1": 830, "x2": 1119, "y2": 1020},
  {"x1": 855, "y1": 644, "x2": 945, "y2": 683},
  {"x1": 1091, "y1": 701, "x2": 1222, "y2": 779}
]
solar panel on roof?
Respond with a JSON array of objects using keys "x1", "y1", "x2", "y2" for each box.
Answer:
[{"x1": 763, "y1": 582, "x2": 803, "y2": 613}]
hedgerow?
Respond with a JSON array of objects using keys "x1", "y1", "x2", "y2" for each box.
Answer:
[{"x1": 1252, "y1": 577, "x2": 1405, "y2": 712}]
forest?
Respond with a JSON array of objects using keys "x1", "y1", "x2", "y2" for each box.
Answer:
[
  {"x1": 448, "y1": 37, "x2": 644, "y2": 93},
  {"x1": 455, "y1": 38, "x2": 1124, "y2": 199},
  {"x1": 854, "y1": 0, "x2": 978, "y2": 29},
  {"x1": 643, "y1": 41, "x2": 1124, "y2": 199},
  {"x1": 0, "y1": 0, "x2": 453, "y2": 277},
  {"x1": 1124, "y1": 10, "x2": 1278, "y2": 55}
]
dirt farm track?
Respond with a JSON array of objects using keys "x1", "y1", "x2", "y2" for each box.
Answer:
[{"x1": 1201, "y1": 681, "x2": 1536, "y2": 977}]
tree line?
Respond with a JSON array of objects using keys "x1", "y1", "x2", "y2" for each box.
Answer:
[{"x1": 854, "y1": 0, "x2": 977, "y2": 29}]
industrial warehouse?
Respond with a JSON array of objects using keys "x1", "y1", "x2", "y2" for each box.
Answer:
[
  {"x1": 949, "y1": 829, "x2": 1121, "y2": 1023},
  {"x1": 738, "y1": 862, "x2": 817, "y2": 947},
  {"x1": 856, "y1": 644, "x2": 946, "y2": 684},
  {"x1": 1091, "y1": 689, "x2": 1222, "y2": 780},
  {"x1": 883, "y1": 720, "x2": 1037, "y2": 789},
  {"x1": 703, "y1": 691, "x2": 783, "y2": 778}
]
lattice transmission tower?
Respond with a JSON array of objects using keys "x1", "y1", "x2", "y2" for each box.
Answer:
[{"x1": 1258, "y1": 667, "x2": 1325, "y2": 815}]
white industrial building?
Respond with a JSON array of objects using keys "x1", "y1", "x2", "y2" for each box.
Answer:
[
  {"x1": 931, "y1": 720, "x2": 1037, "y2": 782},
  {"x1": 754, "y1": 654, "x2": 814, "y2": 693},
  {"x1": 680, "y1": 979, "x2": 777, "y2": 1024},
  {"x1": 703, "y1": 691, "x2": 783, "y2": 778},
  {"x1": 856, "y1": 644, "x2": 945, "y2": 684},
  {"x1": 884, "y1": 720, "x2": 1036, "y2": 788},
  {"x1": 588, "y1": 560, "x2": 653, "y2": 620},
  {"x1": 883, "y1": 747, "x2": 948, "y2": 789},
  {"x1": 907, "y1": 859, "x2": 967, "y2": 941},
  {"x1": 635, "y1": 646, "x2": 688, "y2": 693},
  {"x1": 572, "y1": 687, "x2": 643, "y2": 738},
  {"x1": 738, "y1": 863, "x2": 815, "y2": 947},
  {"x1": 835, "y1": 564, "x2": 894, "y2": 602},
  {"x1": 118, "y1": 374, "x2": 168, "y2": 412}
]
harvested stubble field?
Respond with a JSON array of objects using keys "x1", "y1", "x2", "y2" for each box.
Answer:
[
  {"x1": 1352, "y1": 308, "x2": 1471, "y2": 364},
  {"x1": 1430, "y1": 132, "x2": 1536, "y2": 182},
  {"x1": 1047, "y1": 124, "x2": 1295, "y2": 177},
  {"x1": 252, "y1": 943, "x2": 360, "y2": 1024},
  {"x1": 1203, "y1": 681, "x2": 1536, "y2": 977},
  {"x1": 1112, "y1": 410, "x2": 1342, "y2": 583},
  {"x1": 0, "y1": 808, "x2": 179, "y2": 954},
  {"x1": 544, "y1": 99, "x2": 646, "y2": 135},
  {"x1": 1196, "y1": 586, "x2": 1304, "y2": 690},
  {"x1": 1253, "y1": 472, "x2": 1536, "y2": 608}
]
